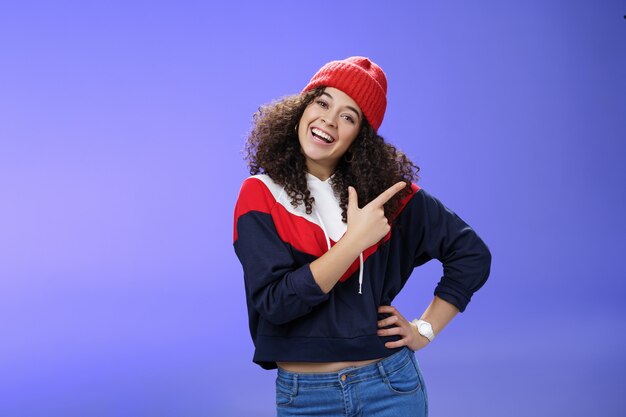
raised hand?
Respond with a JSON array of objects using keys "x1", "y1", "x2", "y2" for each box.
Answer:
[{"x1": 345, "y1": 181, "x2": 406, "y2": 252}]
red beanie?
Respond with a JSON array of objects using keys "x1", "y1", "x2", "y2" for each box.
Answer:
[{"x1": 302, "y1": 56, "x2": 388, "y2": 132}]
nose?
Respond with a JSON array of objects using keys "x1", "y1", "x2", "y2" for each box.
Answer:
[{"x1": 321, "y1": 113, "x2": 337, "y2": 127}]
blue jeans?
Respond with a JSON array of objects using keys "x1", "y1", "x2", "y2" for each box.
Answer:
[{"x1": 275, "y1": 347, "x2": 428, "y2": 417}]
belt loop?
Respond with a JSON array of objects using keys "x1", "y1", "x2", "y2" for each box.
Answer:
[
  {"x1": 292, "y1": 373, "x2": 299, "y2": 396},
  {"x1": 377, "y1": 360, "x2": 387, "y2": 382}
]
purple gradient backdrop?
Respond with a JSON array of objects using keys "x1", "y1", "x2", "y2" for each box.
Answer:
[{"x1": 1, "y1": 1, "x2": 625, "y2": 416}]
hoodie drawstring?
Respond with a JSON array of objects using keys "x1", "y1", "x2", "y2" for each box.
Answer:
[
  {"x1": 314, "y1": 210, "x2": 332, "y2": 252},
  {"x1": 358, "y1": 252, "x2": 364, "y2": 294}
]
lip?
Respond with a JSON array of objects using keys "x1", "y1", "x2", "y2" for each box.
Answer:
[{"x1": 309, "y1": 126, "x2": 336, "y2": 145}]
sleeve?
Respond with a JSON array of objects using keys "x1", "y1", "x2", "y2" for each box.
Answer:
[
  {"x1": 409, "y1": 188, "x2": 492, "y2": 312},
  {"x1": 233, "y1": 178, "x2": 330, "y2": 325}
]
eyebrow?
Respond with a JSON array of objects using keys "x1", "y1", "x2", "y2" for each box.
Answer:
[{"x1": 321, "y1": 92, "x2": 362, "y2": 120}]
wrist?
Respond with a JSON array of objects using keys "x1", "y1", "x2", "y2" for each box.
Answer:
[
  {"x1": 411, "y1": 319, "x2": 436, "y2": 342},
  {"x1": 339, "y1": 231, "x2": 368, "y2": 255}
]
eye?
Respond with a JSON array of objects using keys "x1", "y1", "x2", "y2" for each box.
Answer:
[
  {"x1": 316, "y1": 99, "x2": 328, "y2": 109},
  {"x1": 341, "y1": 114, "x2": 356, "y2": 124}
]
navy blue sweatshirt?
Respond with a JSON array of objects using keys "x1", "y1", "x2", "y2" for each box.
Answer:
[{"x1": 233, "y1": 174, "x2": 491, "y2": 370}]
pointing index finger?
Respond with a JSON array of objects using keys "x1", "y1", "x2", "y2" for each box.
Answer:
[{"x1": 369, "y1": 181, "x2": 407, "y2": 207}]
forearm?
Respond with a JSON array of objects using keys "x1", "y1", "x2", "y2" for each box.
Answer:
[
  {"x1": 420, "y1": 295, "x2": 459, "y2": 336},
  {"x1": 309, "y1": 235, "x2": 362, "y2": 293}
]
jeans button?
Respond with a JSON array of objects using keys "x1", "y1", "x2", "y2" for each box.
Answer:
[{"x1": 341, "y1": 374, "x2": 347, "y2": 381}]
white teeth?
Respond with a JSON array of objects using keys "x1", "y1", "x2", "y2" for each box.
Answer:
[{"x1": 312, "y1": 128, "x2": 333, "y2": 143}]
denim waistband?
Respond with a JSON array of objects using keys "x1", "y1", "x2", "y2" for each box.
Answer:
[{"x1": 276, "y1": 347, "x2": 415, "y2": 388}]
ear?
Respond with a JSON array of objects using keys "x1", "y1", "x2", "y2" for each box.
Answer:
[{"x1": 344, "y1": 148, "x2": 354, "y2": 164}]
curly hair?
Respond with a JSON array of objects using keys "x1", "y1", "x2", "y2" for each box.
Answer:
[{"x1": 244, "y1": 87, "x2": 420, "y2": 223}]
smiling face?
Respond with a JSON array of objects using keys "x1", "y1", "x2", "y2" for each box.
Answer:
[{"x1": 297, "y1": 87, "x2": 362, "y2": 180}]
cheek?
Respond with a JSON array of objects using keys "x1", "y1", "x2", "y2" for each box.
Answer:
[
  {"x1": 298, "y1": 107, "x2": 315, "y2": 132},
  {"x1": 297, "y1": 119, "x2": 308, "y2": 142}
]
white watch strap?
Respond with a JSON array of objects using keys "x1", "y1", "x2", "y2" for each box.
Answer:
[{"x1": 411, "y1": 319, "x2": 435, "y2": 342}]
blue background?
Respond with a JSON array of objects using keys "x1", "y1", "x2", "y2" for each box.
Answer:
[{"x1": 1, "y1": 1, "x2": 625, "y2": 416}]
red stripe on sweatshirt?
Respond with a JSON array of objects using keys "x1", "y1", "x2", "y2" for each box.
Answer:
[{"x1": 234, "y1": 177, "x2": 420, "y2": 282}]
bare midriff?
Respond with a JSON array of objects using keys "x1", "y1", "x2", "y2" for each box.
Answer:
[{"x1": 276, "y1": 358, "x2": 384, "y2": 373}]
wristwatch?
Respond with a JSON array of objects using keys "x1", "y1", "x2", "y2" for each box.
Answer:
[{"x1": 411, "y1": 319, "x2": 435, "y2": 342}]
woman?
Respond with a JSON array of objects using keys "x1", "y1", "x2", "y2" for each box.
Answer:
[{"x1": 233, "y1": 56, "x2": 491, "y2": 416}]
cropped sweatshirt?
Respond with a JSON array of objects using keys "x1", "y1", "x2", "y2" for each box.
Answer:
[{"x1": 233, "y1": 173, "x2": 491, "y2": 370}]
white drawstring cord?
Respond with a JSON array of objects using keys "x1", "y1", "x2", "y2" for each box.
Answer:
[
  {"x1": 314, "y1": 210, "x2": 332, "y2": 252},
  {"x1": 358, "y1": 252, "x2": 364, "y2": 294}
]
